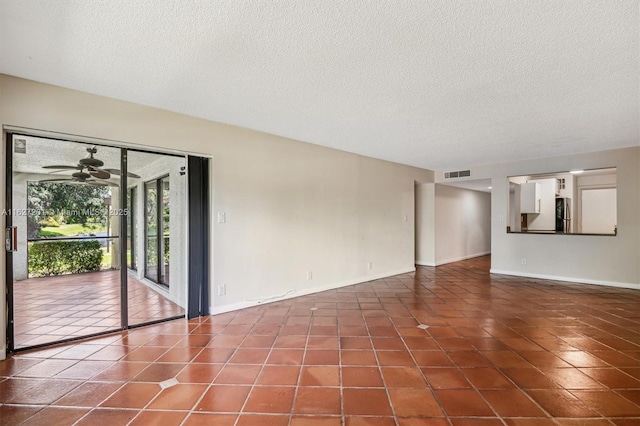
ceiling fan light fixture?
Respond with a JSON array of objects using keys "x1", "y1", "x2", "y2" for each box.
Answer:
[
  {"x1": 79, "y1": 157, "x2": 105, "y2": 168},
  {"x1": 79, "y1": 146, "x2": 105, "y2": 168},
  {"x1": 71, "y1": 171, "x2": 91, "y2": 180}
]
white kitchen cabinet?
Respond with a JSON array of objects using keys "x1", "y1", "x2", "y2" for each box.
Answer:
[
  {"x1": 520, "y1": 182, "x2": 541, "y2": 213},
  {"x1": 526, "y1": 179, "x2": 557, "y2": 231}
]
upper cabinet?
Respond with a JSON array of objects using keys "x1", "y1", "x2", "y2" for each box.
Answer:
[{"x1": 520, "y1": 182, "x2": 541, "y2": 213}]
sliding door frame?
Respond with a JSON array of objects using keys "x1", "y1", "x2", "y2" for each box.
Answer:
[
  {"x1": 120, "y1": 148, "x2": 129, "y2": 328},
  {"x1": 187, "y1": 156, "x2": 210, "y2": 319},
  {"x1": 5, "y1": 132, "x2": 15, "y2": 352},
  {"x1": 4, "y1": 129, "x2": 210, "y2": 353}
]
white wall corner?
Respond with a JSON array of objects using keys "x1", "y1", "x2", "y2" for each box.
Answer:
[
  {"x1": 415, "y1": 260, "x2": 436, "y2": 267},
  {"x1": 435, "y1": 251, "x2": 491, "y2": 266}
]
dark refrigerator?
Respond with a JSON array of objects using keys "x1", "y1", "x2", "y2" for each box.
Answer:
[{"x1": 555, "y1": 197, "x2": 571, "y2": 233}]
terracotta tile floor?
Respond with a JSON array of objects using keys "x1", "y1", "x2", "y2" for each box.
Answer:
[
  {"x1": 2, "y1": 255, "x2": 640, "y2": 425},
  {"x1": 12, "y1": 270, "x2": 185, "y2": 349}
]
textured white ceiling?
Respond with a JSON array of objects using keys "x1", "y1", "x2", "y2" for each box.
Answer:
[{"x1": 0, "y1": 1, "x2": 638, "y2": 170}]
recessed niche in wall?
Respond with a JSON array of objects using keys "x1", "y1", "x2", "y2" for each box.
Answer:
[{"x1": 507, "y1": 167, "x2": 617, "y2": 235}]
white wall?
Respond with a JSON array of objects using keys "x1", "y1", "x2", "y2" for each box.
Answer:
[
  {"x1": 433, "y1": 185, "x2": 492, "y2": 265},
  {"x1": 450, "y1": 147, "x2": 639, "y2": 288},
  {"x1": 0, "y1": 74, "x2": 434, "y2": 359},
  {"x1": 415, "y1": 183, "x2": 435, "y2": 266}
]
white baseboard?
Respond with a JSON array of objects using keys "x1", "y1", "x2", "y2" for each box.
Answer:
[
  {"x1": 415, "y1": 261, "x2": 436, "y2": 267},
  {"x1": 210, "y1": 267, "x2": 416, "y2": 315},
  {"x1": 490, "y1": 269, "x2": 640, "y2": 290},
  {"x1": 434, "y1": 251, "x2": 491, "y2": 266}
]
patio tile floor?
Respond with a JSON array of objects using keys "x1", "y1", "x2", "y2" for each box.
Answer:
[{"x1": 12, "y1": 270, "x2": 184, "y2": 349}]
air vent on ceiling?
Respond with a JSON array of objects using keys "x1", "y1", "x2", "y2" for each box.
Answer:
[{"x1": 444, "y1": 169, "x2": 471, "y2": 179}]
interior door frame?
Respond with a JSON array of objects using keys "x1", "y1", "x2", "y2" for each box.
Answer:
[{"x1": 4, "y1": 130, "x2": 208, "y2": 353}]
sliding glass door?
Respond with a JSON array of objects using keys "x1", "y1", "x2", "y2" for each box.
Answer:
[
  {"x1": 127, "y1": 150, "x2": 185, "y2": 327},
  {"x1": 6, "y1": 134, "x2": 188, "y2": 351},
  {"x1": 7, "y1": 135, "x2": 123, "y2": 349}
]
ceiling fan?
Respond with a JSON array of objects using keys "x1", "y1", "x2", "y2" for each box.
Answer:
[
  {"x1": 39, "y1": 169, "x2": 119, "y2": 187},
  {"x1": 40, "y1": 146, "x2": 140, "y2": 186}
]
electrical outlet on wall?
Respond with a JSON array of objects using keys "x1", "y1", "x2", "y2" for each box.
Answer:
[
  {"x1": 307, "y1": 271, "x2": 313, "y2": 280},
  {"x1": 218, "y1": 285, "x2": 226, "y2": 296},
  {"x1": 521, "y1": 258, "x2": 527, "y2": 265},
  {"x1": 367, "y1": 262, "x2": 372, "y2": 270}
]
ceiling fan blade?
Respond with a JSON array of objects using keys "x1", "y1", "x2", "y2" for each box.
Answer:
[
  {"x1": 90, "y1": 169, "x2": 111, "y2": 179},
  {"x1": 42, "y1": 165, "x2": 81, "y2": 170},
  {"x1": 103, "y1": 168, "x2": 141, "y2": 179},
  {"x1": 47, "y1": 169, "x2": 74, "y2": 175},
  {"x1": 88, "y1": 179, "x2": 119, "y2": 187}
]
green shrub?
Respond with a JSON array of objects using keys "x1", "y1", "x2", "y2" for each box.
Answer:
[
  {"x1": 28, "y1": 240, "x2": 103, "y2": 276},
  {"x1": 39, "y1": 216, "x2": 60, "y2": 227}
]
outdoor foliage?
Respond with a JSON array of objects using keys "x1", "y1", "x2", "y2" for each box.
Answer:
[
  {"x1": 28, "y1": 240, "x2": 103, "y2": 276},
  {"x1": 39, "y1": 216, "x2": 61, "y2": 227},
  {"x1": 145, "y1": 235, "x2": 170, "y2": 267},
  {"x1": 27, "y1": 182, "x2": 110, "y2": 238}
]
